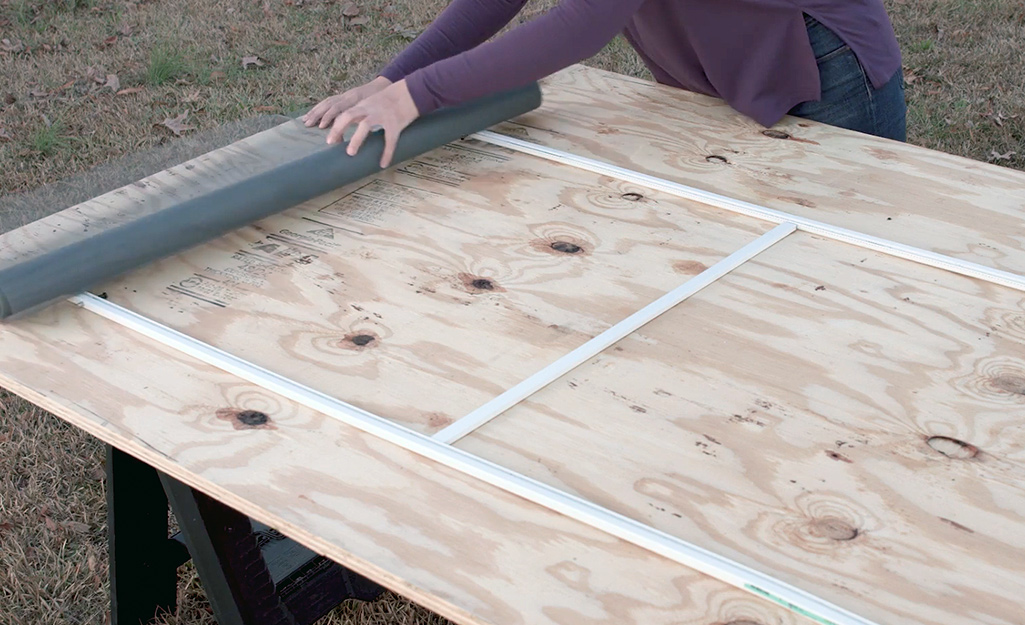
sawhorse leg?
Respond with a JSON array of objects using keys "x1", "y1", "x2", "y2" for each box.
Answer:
[
  {"x1": 107, "y1": 445, "x2": 385, "y2": 625},
  {"x1": 107, "y1": 445, "x2": 190, "y2": 625}
]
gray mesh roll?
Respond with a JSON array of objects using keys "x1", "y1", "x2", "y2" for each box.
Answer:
[{"x1": 0, "y1": 83, "x2": 542, "y2": 320}]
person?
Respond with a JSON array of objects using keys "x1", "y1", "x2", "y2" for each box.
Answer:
[{"x1": 302, "y1": 0, "x2": 907, "y2": 169}]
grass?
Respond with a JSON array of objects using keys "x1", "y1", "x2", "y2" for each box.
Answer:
[
  {"x1": 0, "y1": 1, "x2": 1023, "y2": 624},
  {"x1": 146, "y1": 45, "x2": 190, "y2": 86},
  {"x1": 28, "y1": 118, "x2": 71, "y2": 156}
]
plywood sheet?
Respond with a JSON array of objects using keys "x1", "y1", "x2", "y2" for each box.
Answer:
[
  {"x1": 93, "y1": 140, "x2": 770, "y2": 434},
  {"x1": 0, "y1": 303, "x2": 809, "y2": 625},
  {"x1": 458, "y1": 232, "x2": 1025, "y2": 625},
  {"x1": 495, "y1": 65, "x2": 1025, "y2": 275}
]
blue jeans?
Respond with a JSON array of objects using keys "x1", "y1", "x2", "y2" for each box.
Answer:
[{"x1": 789, "y1": 15, "x2": 907, "y2": 141}]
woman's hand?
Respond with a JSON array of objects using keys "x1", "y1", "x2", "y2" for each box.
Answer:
[
  {"x1": 323, "y1": 80, "x2": 420, "y2": 169},
  {"x1": 302, "y1": 76, "x2": 392, "y2": 129}
]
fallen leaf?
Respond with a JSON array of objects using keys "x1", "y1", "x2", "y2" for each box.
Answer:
[
  {"x1": 210, "y1": 70, "x2": 227, "y2": 80},
  {"x1": 116, "y1": 86, "x2": 144, "y2": 96},
  {"x1": 119, "y1": 24, "x2": 134, "y2": 36},
  {"x1": 241, "y1": 55, "x2": 264, "y2": 69},
  {"x1": 159, "y1": 112, "x2": 194, "y2": 136},
  {"x1": 989, "y1": 150, "x2": 1017, "y2": 161},
  {"x1": 104, "y1": 74, "x2": 120, "y2": 92},
  {"x1": 391, "y1": 23, "x2": 418, "y2": 39},
  {"x1": 44, "y1": 516, "x2": 56, "y2": 531},
  {"x1": 101, "y1": 35, "x2": 118, "y2": 47},
  {"x1": 183, "y1": 88, "x2": 202, "y2": 103},
  {"x1": 3, "y1": 93, "x2": 15, "y2": 105},
  {"x1": 254, "y1": 105, "x2": 277, "y2": 112},
  {"x1": 89, "y1": 467, "x2": 106, "y2": 481},
  {"x1": 63, "y1": 520, "x2": 90, "y2": 533},
  {"x1": 341, "y1": 2, "x2": 360, "y2": 17},
  {"x1": 0, "y1": 521, "x2": 12, "y2": 532},
  {"x1": 348, "y1": 15, "x2": 369, "y2": 29},
  {"x1": 0, "y1": 127, "x2": 11, "y2": 142},
  {"x1": 1, "y1": 38, "x2": 24, "y2": 53},
  {"x1": 262, "y1": 0, "x2": 273, "y2": 19}
]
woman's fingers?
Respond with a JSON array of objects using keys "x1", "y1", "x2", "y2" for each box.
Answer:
[
  {"x1": 380, "y1": 123, "x2": 400, "y2": 168},
  {"x1": 318, "y1": 98, "x2": 356, "y2": 128},
  {"x1": 305, "y1": 92, "x2": 357, "y2": 127},
  {"x1": 304, "y1": 78, "x2": 395, "y2": 128},
  {"x1": 303, "y1": 95, "x2": 340, "y2": 126},
  {"x1": 317, "y1": 81, "x2": 418, "y2": 166},
  {"x1": 326, "y1": 107, "x2": 361, "y2": 145},
  {"x1": 346, "y1": 120, "x2": 374, "y2": 156}
]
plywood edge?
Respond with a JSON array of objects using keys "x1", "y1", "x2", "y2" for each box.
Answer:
[{"x1": 0, "y1": 359, "x2": 488, "y2": 625}]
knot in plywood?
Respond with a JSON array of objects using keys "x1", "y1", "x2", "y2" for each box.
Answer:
[
  {"x1": 339, "y1": 331, "x2": 381, "y2": 351},
  {"x1": 216, "y1": 407, "x2": 276, "y2": 430},
  {"x1": 458, "y1": 273, "x2": 507, "y2": 294},
  {"x1": 926, "y1": 436, "x2": 979, "y2": 460},
  {"x1": 808, "y1": 517, "x2": 859, "y2": 541},
  {"x1": 991, "y1": 374, "x2": 1025, "y2": 396},
  {"x1": 237, "y1": 410, "x2": 269, "y2": 426},
  {"x1": 350, "y1": 334, "x2": 376, "y2": 347},
  {"x1": 550, "y1": 241, "x2": 583, "y2": 254},
  {"x1": 953, "y1": 356, "x2": 1025, "y2": 403}
]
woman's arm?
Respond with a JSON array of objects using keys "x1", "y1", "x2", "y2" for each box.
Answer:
[
  {"x1": 379, "y1": 0, "x2": 531, "y2": 83},
  {"x1": 315, "y1": 0, "x2": 646, "y2": 168},
  {"x1": 403, "y1": 0, "x2": 648, "y2": 114}
]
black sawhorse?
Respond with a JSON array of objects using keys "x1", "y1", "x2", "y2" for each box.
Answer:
[{"x1": 106, "y1": 445, "x2": 385, "y2": 625}]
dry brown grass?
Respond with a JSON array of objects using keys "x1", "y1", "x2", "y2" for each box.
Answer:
[
  {"x1": 0, "y1": 390, "x2": 108, "y2": 625},
  {"x1": 1, "y1": 1, "x2": 1023, "y2": 624},
  {"x1": 888, "y1": 0, "x2": 1025, "y2": 167}
]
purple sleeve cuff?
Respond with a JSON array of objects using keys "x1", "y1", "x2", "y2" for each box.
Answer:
[
  {"x1": 403, "y1": 71, "x2": 437, "y2": 116},
  {"x1": 378, "y1": 65, "x2": 406, "y2": 84}
]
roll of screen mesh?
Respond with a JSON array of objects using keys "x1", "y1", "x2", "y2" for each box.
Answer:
[{"x1": 0, "y1": 83, "x2": 542, "y2": 320}]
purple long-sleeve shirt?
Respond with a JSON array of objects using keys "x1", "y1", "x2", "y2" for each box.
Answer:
[{"x1": 379, "y1": 0, "x2": 902, "y2": 128}]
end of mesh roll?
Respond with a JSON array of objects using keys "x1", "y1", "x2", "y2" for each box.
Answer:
[{"x1": 0, "y1": 288, "x2": 11, "y2": 321}]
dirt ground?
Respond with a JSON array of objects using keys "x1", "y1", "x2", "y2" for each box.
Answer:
[{"x1": 1, "y1": 1, "x2": 1023, "y2": 624}]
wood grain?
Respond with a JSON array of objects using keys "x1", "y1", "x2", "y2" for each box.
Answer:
[
  {"x1": 494, "y1": 65, "x2": 1025, "y2": 276},
  {"x1": 0, "y1": 302, "x2": 809, "y2": 625},
  {"x1": 457, "y1": 232, "x2": 1025, "y2": 625},
  {"x1": 95, "y1": 139, "x2": 770, "y2": 434}
]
